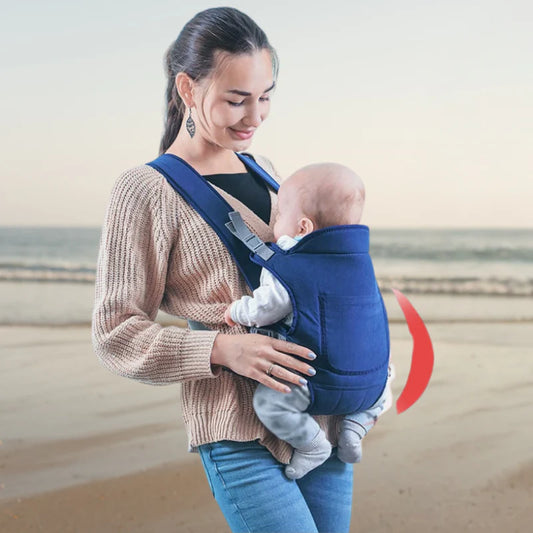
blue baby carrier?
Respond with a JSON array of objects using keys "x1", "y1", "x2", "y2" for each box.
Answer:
[{"x1": 147, "y1": 152, "x2": 390, "y2": 415}]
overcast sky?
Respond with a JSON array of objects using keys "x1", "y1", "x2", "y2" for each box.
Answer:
[{"x1": 1, "y1": 0, "x2": 531, "y2": 228}]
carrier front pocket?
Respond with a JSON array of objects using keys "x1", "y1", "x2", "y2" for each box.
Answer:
[{"x1": 319, "y1": 294, "x2": 387, "y2": 374}]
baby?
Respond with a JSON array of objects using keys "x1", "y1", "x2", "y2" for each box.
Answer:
[{"x1": 224, "y1": 162, "x2": 393, "y2": 480}]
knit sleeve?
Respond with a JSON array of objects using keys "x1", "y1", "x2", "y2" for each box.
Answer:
[{"x1": 91, "y1": 166, "x2": 220, "y2": 385}]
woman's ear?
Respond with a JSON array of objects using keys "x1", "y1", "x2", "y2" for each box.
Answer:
[
  {"x1": 175, "y1": 72, "x2": 195, "y2": 108},
  {"x1": 298, "y1": 217, "x2": 314, "y2": 236}
]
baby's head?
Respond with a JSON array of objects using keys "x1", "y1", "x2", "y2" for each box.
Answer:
[{"x1": 273, "y1": 162, "x2": 365, "y2": 241}]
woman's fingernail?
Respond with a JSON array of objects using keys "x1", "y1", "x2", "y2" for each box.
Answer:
[
  {"x1": 299, "y1": 378, "x2": 308, "y2": 386},
  {"x1": 308, "y1": 352, "x2": 317, "y2": 360},
  {"x1": 283, "y1": 386, "x2": 291, "y2": 393},
  {"x1": 307, "y1": 367, "x2": 316, "y2": 376}
]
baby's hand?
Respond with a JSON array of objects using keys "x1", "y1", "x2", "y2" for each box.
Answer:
[{"x1": 224, "y1": 305, "x2": 237, "y2": 327}]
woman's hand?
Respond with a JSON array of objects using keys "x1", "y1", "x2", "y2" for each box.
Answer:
[{"x1": 211, "y1": 333, "x2": 316, "y2": 393}]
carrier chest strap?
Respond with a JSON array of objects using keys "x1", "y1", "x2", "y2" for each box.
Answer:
[{"x1": 225, "y1": 211, "x2": 274, "y2": 261}]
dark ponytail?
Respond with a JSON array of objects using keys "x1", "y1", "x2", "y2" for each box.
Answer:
[{"x1": 159, "y1": 7, "x2": 278, "y2": 154}]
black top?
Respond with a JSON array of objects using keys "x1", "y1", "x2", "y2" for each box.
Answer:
[{"x1": 203, "y1": 170, "x2": 272, "y2": 225}]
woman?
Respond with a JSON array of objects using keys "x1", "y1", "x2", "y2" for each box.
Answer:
[{"x1": 92, "y1": 7, "x2": 353, "y2": 532}]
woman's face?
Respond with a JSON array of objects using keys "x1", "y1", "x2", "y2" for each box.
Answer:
[{"x1": 192, "y1": 49, "x2": 275, "y2": 151}]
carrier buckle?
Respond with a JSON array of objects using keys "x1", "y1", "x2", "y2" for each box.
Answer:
[
  {"x1": 250, "y1": 326, "x2": 286, "y2": 341},
  {"x1": 225, "y1": 211, "x2": 274, "y2": 261}
]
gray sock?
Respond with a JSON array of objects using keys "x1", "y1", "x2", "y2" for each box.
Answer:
[
  {"x1": 285, "y1": 429, "x2": 332, "y2": 480},
  {"x1": 337, "y1": 420, "x2": 366, "y2": 464}
]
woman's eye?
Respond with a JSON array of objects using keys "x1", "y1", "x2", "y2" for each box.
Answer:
[{"x1": 228, "y1": 96, "x2": 270, "y2": 107}]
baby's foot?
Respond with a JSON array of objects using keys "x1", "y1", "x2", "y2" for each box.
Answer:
[
  {"x1": 285, "y1": 430, "x2": 332, "y2": 480},
  {"x1": 337, "y1": 428, "x2": 363, "y2": 463}
]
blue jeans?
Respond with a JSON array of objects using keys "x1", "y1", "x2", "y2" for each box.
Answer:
[{"x1": 198, "y1": 439, "x2": 353, "y2": 533}]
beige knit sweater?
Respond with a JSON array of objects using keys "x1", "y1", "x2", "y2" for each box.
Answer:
[{"x1": 91, "y1": 153, "x2": 342, "y2": 464}]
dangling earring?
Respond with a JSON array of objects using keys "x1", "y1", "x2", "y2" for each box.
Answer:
[{"x1": 186, "y1": 107, "x2": 196, "y2": 138}]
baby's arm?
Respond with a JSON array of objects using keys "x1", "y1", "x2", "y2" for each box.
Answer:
[{"x1": 226, "y1": 269, "x2": 292, "y2": 327}]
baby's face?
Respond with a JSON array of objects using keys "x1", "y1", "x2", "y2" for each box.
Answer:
[{"x1": 273, "y1": 181, "x2": 303, "y2": 241}]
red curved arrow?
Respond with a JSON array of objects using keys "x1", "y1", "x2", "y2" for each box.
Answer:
[{"x1": 392, "y1": 289, "x2": 434, "y2": 414}]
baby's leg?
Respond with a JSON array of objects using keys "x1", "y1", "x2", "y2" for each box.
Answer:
[
  {"x1": 337, "y1": 411, "x2": 374, "y2": 464},
  {"x1": 338, "y1": 364, "x2": 395, "y2": 463},
  {"x1": 253, "y1": 382, "x2": 332, "y2": 480}
]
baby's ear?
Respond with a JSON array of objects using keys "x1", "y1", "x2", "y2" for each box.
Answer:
[{"x1": 299, "y1": 217, "x2": 314, "y2": 236}]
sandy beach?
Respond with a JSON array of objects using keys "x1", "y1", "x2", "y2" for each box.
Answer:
[{"x1": 1, "y1": 298, "x2": 532, "y2": 532}]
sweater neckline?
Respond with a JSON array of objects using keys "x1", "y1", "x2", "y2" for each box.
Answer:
[
  {"x1": 155, "y1": 152, "x2": 278, "y2": 241},
  {"x1": 203, "y1": 172, "x2": 250, "y2": 178}
]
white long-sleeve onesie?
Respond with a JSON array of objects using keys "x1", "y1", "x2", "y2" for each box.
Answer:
[{"x1": 230, "y1": 235, "x2": 298, "y2": 328}]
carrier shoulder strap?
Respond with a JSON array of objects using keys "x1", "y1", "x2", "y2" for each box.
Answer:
[
  {"x1": 146, "y1": 152, "x2": 279, "y2": 290},
  {"x1": 237, "y1": 153, "x2": 280, "y2": 192}
]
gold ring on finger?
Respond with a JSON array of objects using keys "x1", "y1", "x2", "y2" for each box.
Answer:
[{"x1": 266, "y1": 363, "x2": 275, "y2": 376}]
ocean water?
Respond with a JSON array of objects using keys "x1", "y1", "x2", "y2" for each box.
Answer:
[
  {"x1": 0, "y1": 227, "x2": 531, "y2": 325},
  {"x1": 370, "y1": 229, "x2": 533, "y2": 298}
]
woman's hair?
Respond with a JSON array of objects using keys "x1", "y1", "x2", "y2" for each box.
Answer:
[{"x1": 159, "y1": 7, "x2": 279, "y2": 154}]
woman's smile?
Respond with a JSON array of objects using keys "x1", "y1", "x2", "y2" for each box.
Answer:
[{"x1": 229, "y1": 127, "x2": 255, "y2": 140}]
